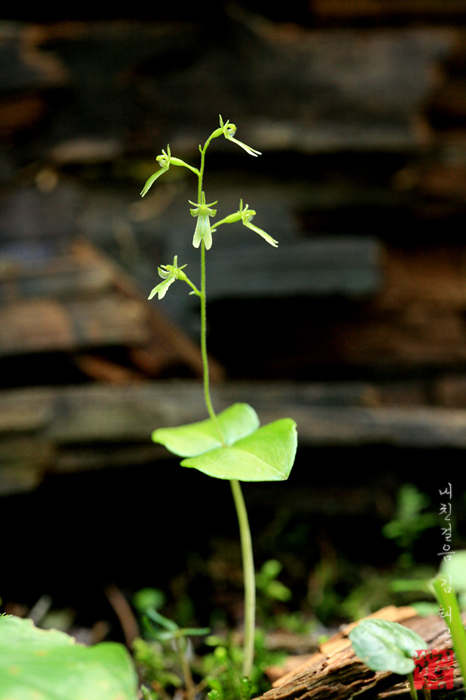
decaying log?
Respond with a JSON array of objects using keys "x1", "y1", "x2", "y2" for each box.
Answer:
[
  {"x1": 0, "y1": 294, "x2": 150, "y2": 354},
  {"x1": 312, "y1": 0, "x2": 466, "y2": 22},
  {"x1": 257, "y1": 606, "x2": 464, "y2": 700},
  {"x1": 197, "y1": 238, "x2": 382, "y2": 301},
  {"x1": 3, "y1": 378, "x2": 466, "y2": 495},
  {"x1": 0, "y1": 239, "x2": 222, "y2": 382},
  {"x1": 5, "y1": 18, "x2": 451, "y2": 157}
]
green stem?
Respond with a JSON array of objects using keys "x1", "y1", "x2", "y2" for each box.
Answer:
[
  {"x1": 177, "y1": 637, "x2": 196, "y2": 700},
  {"x1": 431, "y1": 577, "x2": 466, "y2": 684},
  {"x1": 230, "y1": 479, "x2": 256, "y2": 679},
  {"x1": 199, "y1": 240, "x2": 223, "y2": 438},
  {"x1": 197, "y1": 138, "x2": 256, "y2": 680},
  {"x1": 407, "y1": 672, "x2": 418, "y2": 700}
]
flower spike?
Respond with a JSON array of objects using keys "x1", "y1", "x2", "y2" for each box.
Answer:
[
  {"x1": 189, "y1": 192, "x2": 217, "y2": 250},
  {"x1": 219, "y1": 115, "x2": 261, "y2": 157}
]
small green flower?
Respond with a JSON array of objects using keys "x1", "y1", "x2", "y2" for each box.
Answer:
[
  {"x1": 148, "y1": 256, "x2": 188, "y2": 300},
  {"x1": 140, "y1": 146, "x2": 200, "y2": 197},
  {"x1": 140, "y1": 146, "x2": 172, "y2": 196},
  {"x1": 211, "y1": 200, "x2": 278, "y2": 247},
  {"x1": 219, "y1": 115, "x2": 261, "y2": 157},
  {"x1": 239, "y1": 200, "x2": 278, "y2": 247},
  {"x1": 189, "y1": 192, "x2": 218, "y2": 250}
]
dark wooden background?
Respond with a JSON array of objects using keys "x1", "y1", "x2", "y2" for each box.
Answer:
[{"x1": 0, "y1": 2, "x2": 465, "y2": 633}]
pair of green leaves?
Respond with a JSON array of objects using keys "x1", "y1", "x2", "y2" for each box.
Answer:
[
  {"x1": 0, "y1": 615, "x2": 138, "y2": 700},
  {"x1": 152, "y1": 403, "x2": 297, "y2": 482}
]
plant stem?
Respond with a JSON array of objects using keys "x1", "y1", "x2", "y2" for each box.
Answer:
[
  {"x1": 431, "y1": 577, "x2": 466, "y2": 685},
  {"x1": 199, "y1": 241, "x2": 222, "y2": 437},
  {"x1": 197, "y1": 140, "x2": 256, "y2": 680},
  {"x1": 230, "y1": 479, "x2": 256, "y2": 679},
  {"x1": 177, "y1": 637, "x2": 196, "y2": 700},
  {"x1": 407, "y1": 672, "x2": 418, "y2": 700}
]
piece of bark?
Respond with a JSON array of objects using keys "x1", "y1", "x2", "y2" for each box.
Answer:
[
  {"x1": 257, "y1": 606, "x2": 463, "y2": 700},
  {"x1": 312, "y1": 0, "x2": 466, "y2": 21},
  {"x1": 203, "y1": 238, "x2": 382, "y2": 300},
  {"x1": 71, "y1": 239, "x2": 223, "y2": 382},
  {"x1": 6, "y1": 381, "x2": 466, "y2": 448},
  {"x1": 436, "y1": 374, "x2": 466, "y2": 408},
  {"x1": 72, "y1": 354, "x2": 145, "y2": 384},
  {"x1": 0, "y1": 238, "x2": 222, "y2": 381},
  {"x1": 0, "y1": 294, "x2": 150, "y2": 355}
]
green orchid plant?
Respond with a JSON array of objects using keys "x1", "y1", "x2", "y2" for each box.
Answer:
[{"x1": 141, "y1": 116, "x2": 298, "y2": 680}]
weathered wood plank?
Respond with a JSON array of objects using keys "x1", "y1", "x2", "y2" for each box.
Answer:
[
  {"x1": 313, "y1": 0, "x2": 466, "y2": 22},
  {"x1": 204, "y1": 238, "x2": 382, "y2": 300},
  {"x1": 10, "y1": 19, "x2": 451, "y2": 157},
  {"x1": 0, "y1": 294, "x2": 150, "y2": 355},
  {"x1": 3, "y1": 379, "x2": 466, "y2": 494},
  {"x1": 3, "y1": 380, "x2": 466, "y2": 448},
  {"x1": 0, "y1": 239, "x2": 218, "y2": 380},
  {"x1": 0, "y1": 252, "x2": 115, "y2": 301}
]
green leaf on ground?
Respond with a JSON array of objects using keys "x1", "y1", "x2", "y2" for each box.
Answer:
[
  {"x1": 349, "y1": 619, "x2": 426, "y2": 675},
  {"x1": 0, "y1": 615, "x2": 139, "y2": 700}
]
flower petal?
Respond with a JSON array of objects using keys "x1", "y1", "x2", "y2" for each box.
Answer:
[
  {"x1": 193, "y1": 215, "x2": 213, "y2": 250},
  {"x1": 243, "y1": 219, "x2": 278, "y2": 247},
  {"x1": 225, "y1": 135, "x2": 261, "y2": 157},
  {"x1": 148, "y1": 277, "x2": 174, "y2": 300},
  {"x1": 140, "y1": 166, "x2": 169, "y2": 196}
]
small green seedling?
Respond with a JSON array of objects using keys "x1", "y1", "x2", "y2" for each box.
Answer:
[
  {"x1": 142, "y1": 607, "x2": 210, "y2": 700},
  {"x1": 141, "y1": 116, "x2": 298, "y2": 679},
  {"x1": 382, "y1": 484, "x2": 438, "y2": 568},
  {"x1": 0, "y1": 614, "x2": 138, "y2": 700},
  {"x1": 349, "y1": 618, "x2": 426, "y2": 700}
]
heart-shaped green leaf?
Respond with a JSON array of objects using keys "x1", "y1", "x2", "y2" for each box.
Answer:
[
  {"x1": 349, "y1": 619, "x2": 426, "y2": 675},
  {"x1": 152, "y1": 403, "x2": 297, "y2": 482},
  {"x1": 181, "y1": 418, "x2": 297, "y2": 481},
  {"x1": 0, "y1": 615, "x2": 139, "y2": 700},
  {"x1": 152, "y1": 403, "x2": 260, "y2": 457}
]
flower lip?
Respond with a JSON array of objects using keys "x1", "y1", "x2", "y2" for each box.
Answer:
[{"x1": 189, "y1": 193, "x2": 217, "y2": 250}]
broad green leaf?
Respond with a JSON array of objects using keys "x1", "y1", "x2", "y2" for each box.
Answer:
[
  {"x1": 0, "y1": 615, "x2": 138, "y2": 700},
  {"x1": 349, "y1": 619, "x2": 426, "y2": 675},
  {"x1": 180, "y1": 418, "x2": 297, "y2": 482},
  {"x1": 152, "y1": 403, "x2": 260, "y2": 457}
]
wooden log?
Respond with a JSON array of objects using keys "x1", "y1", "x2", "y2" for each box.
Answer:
[
  {"x1": 0, "y1": 238, "x2": 221, "y2": 380},
  {"x1": 70, "y1": 239, "x2": 223, "y2": 381},
  {"x1": 0, "y1": 248, "x2": 115, "y2": 302},
  {"x1": 0, "y1": 294, "x2": 150, "y2": 355},
  {"x1": 204, "y1": 238, "x2": 382, "y2": 300},
  {"x1": 0, "y1": 24, "x2": 66, "y2": 93},
  {"x1": 435, "y1": 374, "x2": 466, "y2": 408},
  {"x1": 3, "y1": 380, "x2": 466, "y2": 448},
  {"x1": 257, "y1": 606, "x2": 464, "y2": 700},
  {"x1": 4, "y1": 379, "x2": 466, "y2": 493},
  {"x1": 288, "y1": 244, "x2": 466, "y2": 373},
  {"x1": 17, "y1": 19, "x2": 452, "y2": 157},
  {"x1": 312, "y1": 0, "x2": 466, "y2": 22}
]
